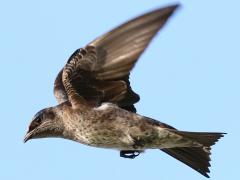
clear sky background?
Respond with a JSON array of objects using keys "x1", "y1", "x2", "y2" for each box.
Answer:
[{"x1": 0, "y1": 0, "x2": 239, "y2": 179}]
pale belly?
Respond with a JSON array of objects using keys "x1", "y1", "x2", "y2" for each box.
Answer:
[
  {"x1": 72, "y1": 125, "x2": 199, "y2": 150},
  {"x1": 63, "y1": 103, "x2": 200, "y2": 150}
]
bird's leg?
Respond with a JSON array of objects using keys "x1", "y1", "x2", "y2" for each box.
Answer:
[{"x1": 120, "y1": 150, "x2": 141, "y2": 159}]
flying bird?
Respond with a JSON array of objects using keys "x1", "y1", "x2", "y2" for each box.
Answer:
[{"x1": 24, "y1": 4, "x2": 225, "y2": 178}]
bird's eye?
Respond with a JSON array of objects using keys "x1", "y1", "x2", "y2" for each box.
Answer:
[
  {"x1": 28, "y1": 117, "x2": 42, "y2": 132},
  {"x1": 35, "y1": 117, "x2": 42, "y2": 123}
]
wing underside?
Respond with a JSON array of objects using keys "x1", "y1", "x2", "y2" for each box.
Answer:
[{"x1": 54, "y1": 4, "x2": 179, "y2": 110}]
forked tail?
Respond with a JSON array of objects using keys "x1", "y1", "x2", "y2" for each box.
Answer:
[{"x1": 161, "y1": 131, "x2": 225, "y2": 178}]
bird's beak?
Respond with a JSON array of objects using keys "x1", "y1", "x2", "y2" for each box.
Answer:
[{"x1": 23, "y1": 131, "x2": 34, "y2": 143}]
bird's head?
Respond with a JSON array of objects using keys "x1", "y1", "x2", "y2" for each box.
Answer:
[{"x1": 24, "y1": 107, "x2": 64, "y2": 143}]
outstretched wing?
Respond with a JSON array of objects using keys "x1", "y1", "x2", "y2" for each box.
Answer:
[{"x1": 54, "y1": 4, "x2": 179, "y2": 110}]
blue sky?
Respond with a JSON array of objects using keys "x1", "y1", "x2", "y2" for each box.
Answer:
[{"x1": 0, "y1": 0, "x2": 239, "y2": 179}]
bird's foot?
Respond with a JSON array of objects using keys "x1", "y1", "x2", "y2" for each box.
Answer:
[{"x1": 120, "y1": 150, "x2": 141, "y2": 159}]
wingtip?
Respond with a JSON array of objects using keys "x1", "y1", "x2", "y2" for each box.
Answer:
[
  {"x1": 150, "y1": 3, "x2": 181, "y2": 20},
  {"x1": 168, "y1": 3, "x2": 181, "y2": 9},
  {"x1": 163, "y1": 3, "x2": 181, "y2": 14}
]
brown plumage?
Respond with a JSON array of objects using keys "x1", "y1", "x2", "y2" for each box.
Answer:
[{"x1": 24, "y1": 4, "x2": 225, "y2": 178}]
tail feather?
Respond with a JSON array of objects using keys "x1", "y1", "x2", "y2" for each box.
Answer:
[
  {"x1": 173, "y1": 131, "x2": 225, "y2": 147},
  {"x1": 161, "y1": 132, "x2": 225, "y2": 178},
  {"x1": 162, "y1": 147, "x2": 211, "y2": 177}
]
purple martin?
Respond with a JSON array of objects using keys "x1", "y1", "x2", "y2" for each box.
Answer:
[{"x1": 24, "y1": 4, "x2": 225, "y2": 178}]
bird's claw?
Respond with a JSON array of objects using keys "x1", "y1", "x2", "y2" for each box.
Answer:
[{"x1": 120, "y1": 150, "x2": 141, "y2": 159}]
